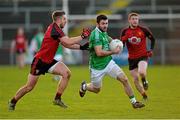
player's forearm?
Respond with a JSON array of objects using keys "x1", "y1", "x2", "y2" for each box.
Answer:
[
  {"x1": 65, "y1": 44, "x2": 80, "y2": 50},
  {"x1": 96, "y1": 50, "x2": 113, "y2": 57},
  {"x1": 68, "y1": 36, "x2": 83, "y2": 45}
]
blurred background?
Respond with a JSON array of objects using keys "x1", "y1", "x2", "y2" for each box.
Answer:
[{"x1": 0, "y1": 0, "x2": 180, "y2": 66}]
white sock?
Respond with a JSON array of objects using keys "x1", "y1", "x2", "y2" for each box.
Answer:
[
  {"x1": 82, "y1": 84, "x2": 86, "y2": 91},
  {"x1": 130, "y1": 97, "x2": 137, "y2": 104}
]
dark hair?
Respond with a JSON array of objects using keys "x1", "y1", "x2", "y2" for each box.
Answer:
[
  {"x1": 52, "y1": 10, "x2": 65, "y2": 22},
  {"x1": 96, "y1": 14, "x2": 108, "y2": 23}
]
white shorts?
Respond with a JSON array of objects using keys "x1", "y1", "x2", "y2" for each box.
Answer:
[
  {"x1": 48, "y1": 55, "x2": 63, "y2": 73},
  {"x1": 48, "y1": 61, "x2": 62, "y2": 73},
  {"x1": 54, "y1": 54, "x2": 63, "y2": 61},
  {"x1": 90, "y1": 60, "x2": 124, "y2": 88}
]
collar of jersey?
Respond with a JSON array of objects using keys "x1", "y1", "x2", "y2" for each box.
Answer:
[
  {"x1": 129, "y1": 25, "x2": 139, "y2": 29},
  {"x1": 95, "y1": 27, "x2": 107, "y2": 34}
]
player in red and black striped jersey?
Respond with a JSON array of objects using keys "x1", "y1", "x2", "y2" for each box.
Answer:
[
  {"x1": 9, "y1": 10, "x2": 91, "y2": 110},
  {"x1": 120, "y1": 12, "x2": 155, "y2": 100},
  {"x1": 10, "y1": 27, "x2": 28, "y2": 69}
]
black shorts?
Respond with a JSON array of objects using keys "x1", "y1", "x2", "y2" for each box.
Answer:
[
  {"x1": 128, "y1": 56, "x2": 148, "y2": 70},
  {"x1": 16, "y1": 48, "x2": 26, "y2": 54},
  {"x1": 30, "y1": 58, "x2": 58, "y2": 75}
]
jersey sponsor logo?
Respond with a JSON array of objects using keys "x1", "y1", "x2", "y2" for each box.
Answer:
[{"x1": 128, "y1": 36, "x2": 141, "y2": 44}]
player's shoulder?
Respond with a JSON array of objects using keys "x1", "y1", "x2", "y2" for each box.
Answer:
[
  {"x1": 138, "y1": 25, "x2": 150, "y2": 31},
  {"x1": 121, "y1": 26, "x2": 129, "y2": 31},
  {"x1": 91, "y1": 27, "x2": 102, "y2": 37},
  {"x1": 120, "y1": 26, "x2": 129, "y2": 35}
]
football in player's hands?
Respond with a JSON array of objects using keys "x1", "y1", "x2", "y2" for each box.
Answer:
[{"x1": 109, "y1": 39, "x2": 123, "y2": 54}]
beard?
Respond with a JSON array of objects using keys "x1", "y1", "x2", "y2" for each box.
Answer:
[
  {"x1": 99, "y1": 27, "x2": 107, "y2": 32},
  {"x1": 60, "y1": 24, "x2": 64, "y2": 28}
]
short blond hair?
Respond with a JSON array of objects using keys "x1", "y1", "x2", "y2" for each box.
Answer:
[{"x1": 128, "y1": 12, "x2": 139, "y2": 20}]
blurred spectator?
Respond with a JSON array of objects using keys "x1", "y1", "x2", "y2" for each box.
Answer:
[
  {"x1": 10, "y1": 27, "x2": 28, "y2": 68},
  {"x1": 29, "y1": 27, "x2": 44, "y2": 55}
]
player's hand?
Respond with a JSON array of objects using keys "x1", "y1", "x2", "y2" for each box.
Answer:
[
  {"x1": 81, "y1": 28, "x2": 91, "y2": 39},
  {"x1": 112, "y1": 46, "x2": 120, "y2": 54},
  {"x1": 80, "y1": 42, "x2": 89, "y2": 50},
  {"x1": 147, "y1": 50, "x2": 153, "y2": 57}
]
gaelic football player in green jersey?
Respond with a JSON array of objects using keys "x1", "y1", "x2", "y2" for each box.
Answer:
[
  {"x1": 79, "y1": 14, "x2": 145, "y2": 109},
  {"x1": 29, "y1": 27, "x2": 44, "y2": 55}
]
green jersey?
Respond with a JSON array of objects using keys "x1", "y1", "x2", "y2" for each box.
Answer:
[
  {"x1": 56, "y1": 45, "x2": 63, "y2": 55},
  {"x1": 33, "y1": 32, "x2": 44, "y2": 51},
  {"x1": 89, "y1": 27, "x2": 112, "y2": 70}
]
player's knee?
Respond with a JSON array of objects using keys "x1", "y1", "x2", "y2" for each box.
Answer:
[
  {"x1": 25, "y1": 85, "x2": 34, "y2": 92},
  {"x1": 117, "y1": 75, "x2": 128, "y2": 84},
  {"x1": 62, "y1": 70, "x2": 71, "y2": 80},
  {"x1": 66, "y1": 70, "x2": 71, "y2": 79},
  {"x1": 133, "y1": 76, "x2": 139, "y2": 82},
  {"x1": 121, "y1": 77, "x2": 129, "y2": 85}
]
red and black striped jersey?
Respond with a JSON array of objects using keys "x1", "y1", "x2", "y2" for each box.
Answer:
[
  {"x1": 14, "y1": 35, "x2": 27, "y2": 50},
  {"x1": 120, "y1": 25, "x2": 155, "y2": 59},
  {"x1": 35, "y1": 23, "x2": 65, "y2": 63}
]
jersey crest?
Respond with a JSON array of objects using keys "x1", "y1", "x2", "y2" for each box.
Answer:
[{"x1": 128, "y1": 36, "x2": 141, "y2": 44}]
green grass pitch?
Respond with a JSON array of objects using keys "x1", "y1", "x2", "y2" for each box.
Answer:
[{"x1": 0, "y1": 65, "x2": 180, "y2": 119}]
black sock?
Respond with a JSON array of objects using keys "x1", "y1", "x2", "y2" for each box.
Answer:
[
  {"x1": 55, "y1": 92, "x2": 61, "y2": 100},
  {"x1": 142, "y1": 77, "x2": 146, "y2": 82},
  {"x1": 11, "y1": 97, "x2": 17, "y2": 104}
]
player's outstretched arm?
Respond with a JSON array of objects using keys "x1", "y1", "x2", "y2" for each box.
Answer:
[
  {"x1": 61, "y1": 41, "x2": 89, "y2": 50},
  {"x1": 59, "y1": 28, "x2": 91, "y2": 47}
]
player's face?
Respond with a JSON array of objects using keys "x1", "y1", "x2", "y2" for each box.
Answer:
[
  {"x1": 17, "y1": 27, "x2": 24, "y2": 35},
  {"x1": 129, "y1": 15, "x2": 139, "y2": 28},
  {"x1": 59, "y1": 15, "x2": 67, "y2": 28},
  {"x1": 97, "y1": 19, "x2": 108, "y2": 32}
]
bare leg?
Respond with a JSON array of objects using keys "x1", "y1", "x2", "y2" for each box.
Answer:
[
  {"x1": 138, "y1": 61, "x2": 148, "y2": 78},
  {"x1": 86, "y1": 83, "x2": 100, "y2": 93},
  {"x1": 130, "y1": 69, "x2": 145, "y2": 95},
  {"x1": 14, "y1": 74, "x2": 39, "y2": 101},
  {"x1": 79, "y1": 81, "x2": 101, "y2": 97},
  {"x1": 50, "y1": 62, "x2": 71, "y2": 108},
  {"x1": 9, "y1": 73, "x2": 39, "y2": 110},
  {"x1": 117, "y1": 73, "x2": 134, "y2": 97},
  {"x1": 51, "y1": 62, "x2": 71, "y2": 96},
  {"x1": 138, "y1": 61, "x2": 148, "y2": 91},
  {"x1": 17, "y1": 53, "x2": 25, "y2": 69},
  {"x1": 19, "y1": 53, "x2": 25, "y2": 68}
]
